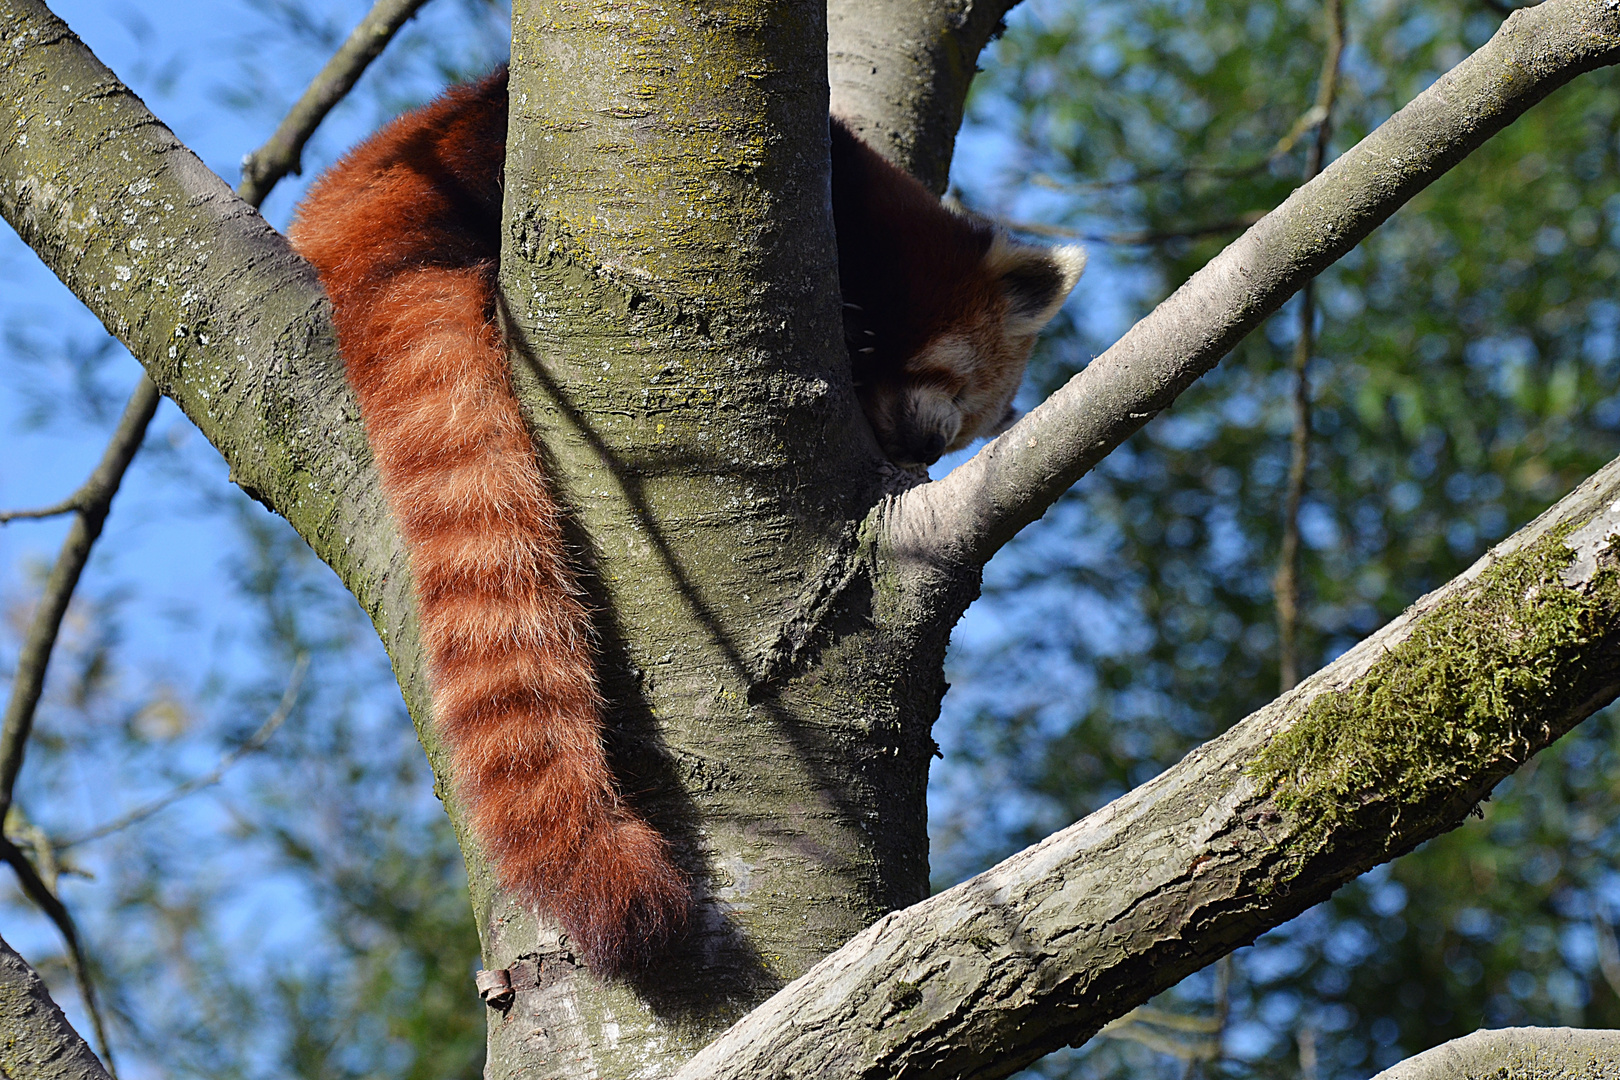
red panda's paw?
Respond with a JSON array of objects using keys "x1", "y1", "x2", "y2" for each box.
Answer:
[{"x1": 550, "y1": 813, "x2": 690, "y2": 975}]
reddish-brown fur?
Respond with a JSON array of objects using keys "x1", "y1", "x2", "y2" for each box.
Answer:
[
  {"x1": 289, "y1": 69, "x2": 1080, "y2": 972},
  {"x1": 831, "y1": 118, "x2": 1084, "y2": 466},
  {"x1": 289, "y1": 70, "x2": 685, "y2": 971}
]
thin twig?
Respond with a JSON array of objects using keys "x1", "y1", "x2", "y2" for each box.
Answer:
[
  {"x1": 1004, "y1": 212, "x2": 1266, "y2": 247},
  {"x1": 1299, "y1": 1025, "x2": 1319, "y2": 1080},
  {"x1": 0, "y1": 835, "x2": 114, "y2": 1074},
  {"x1": 1099, "y1": 1006, "x2": 1220, "y2": 1060},
  {"x1": 1276, "y1": 0, "x2": 1345, "y2": 694},
  {"x1": 1029, "y1": 97, "x2": 1337, "y2": 196},
  {"x1": 0, "y1": 379, "x2": 161, "y2": 822},
  {"x1": 236, "y1": 0, "x2": 431, "y2": 205},
  {"x1": 0, "y1": 0, "x2": 428, "y2": 1068},
  {"x1": 0, "y1": 0, "x2": 428, "y2": 817},
  {"x1": 57, "y1": 656, "x2": 306, "y2": 851},
  {"x1": 0, "y1": 495, "x2": 85, "y2": 525}
]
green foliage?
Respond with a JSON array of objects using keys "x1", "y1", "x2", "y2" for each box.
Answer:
[{"x1": 933, "y1": 0, "x2": 1620, "y2": 1076}]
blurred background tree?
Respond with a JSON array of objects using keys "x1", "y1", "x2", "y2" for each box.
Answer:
[
  {"x1": 935, "y1": 0, "x2": 1620, "y2": 1076},
  {"x1": 2, "y1": 0, "x2": 1616, "y2": 1077}
]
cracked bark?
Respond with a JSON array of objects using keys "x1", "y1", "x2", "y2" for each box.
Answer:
[{"x1": 0, "y1": 934, "x2": 111, "y2": 1080}]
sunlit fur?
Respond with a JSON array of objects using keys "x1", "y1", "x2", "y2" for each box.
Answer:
[
  {"x1": 831, "y1": 118, "x2": 1085, "y2": 466},
  {"x1": 288, "y1": 71, "x2": 1083, "y2": 972},
  {"x1": 289, "y1": 70, "x2": 685, "y2": 973}
]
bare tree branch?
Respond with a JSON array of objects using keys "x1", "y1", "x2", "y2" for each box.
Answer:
[
  {"x1": 0, "y1": 4, "x2": 428, "y2": 1070},
  {"x1": 0, "y1": 932, "x2": 112, "y2": 1080},
  {"x1": 889, "y1": 0, "x2": 1620, "y2": 571},
  {"x1": 0, "y1": 379, "x2": 160, "y2": 823},
  {"x1": 0, "y1": 495, "x2": 84, "y2": 524},
  {"x1": 0, "y1": 0, "x2": 427, "y2": 824},
  {"x1": 1370, "y1": 1028, "x2": 1620, "y2": 1080},
  {"x1": 236, "y1": 0, "x2": 430, "y2": 205},
  {"x1": 1277, "y1": 0, "x2": 1346, "y2": 694},
  {"x1": 827, "y1": 0, "x2": 1022, "y2": 192},
  {"x1": 679, "y1": 452, "x2": 1620, "y2": 1080},
  {"x1": 0, "y1": 0, "x2": 423, "y2": 750}
]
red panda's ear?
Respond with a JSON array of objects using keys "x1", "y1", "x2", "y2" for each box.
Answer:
[{"x1": 985, "y1": 235, "x2": 1087, "y2": 335}]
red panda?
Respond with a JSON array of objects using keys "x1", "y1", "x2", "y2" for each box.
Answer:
[
  {"x1": 288, "y1": 67, "x2": 1081, "y2": 972},
  {"x1": 830, "y1": 118, "x2": 1085, "y2": 466}
]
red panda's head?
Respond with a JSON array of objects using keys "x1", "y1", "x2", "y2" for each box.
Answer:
[
  {"x1": 830, "y1": 117, "x2": 1085, "y2": 469},
  {"x1": 851, "y1": 235, "x2": 1085, "y2": 468}
]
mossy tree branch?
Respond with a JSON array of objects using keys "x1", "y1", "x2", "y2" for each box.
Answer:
[
  {"x1": 890, "y1": 0, "x2": 1620, "y2": 574},
  {"x1": 678, "y1": 454, "x2": 1620, "y2": 1080}
]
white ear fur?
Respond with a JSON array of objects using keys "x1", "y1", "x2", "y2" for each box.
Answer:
[{"x1": 985, "y1": 234, "x2": 1087, "y2": 335}]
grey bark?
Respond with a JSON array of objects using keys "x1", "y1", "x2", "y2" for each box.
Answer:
[
  {"x1": 893, "y1": 0, "x2": 1620, "y2": 571},
  {"x1": 826, "y1": 0, "x2": 1021, "y2": 192},
  {"x1": 674, "y1": 458, "x2": 1620, "y2": 1080},
  {"x1": 478, "y1": 2, "x2": 949, "y2": 1074},
  {"x1": 0, "y1": 934, "x2": 112, "y2": 1080},
  {"x1": 4, "y1": 0, "x2": 1620, "y2": 1076},
  {"x1": 1371, "y1": 1028, "x2": 1620, "y2": 1080}
]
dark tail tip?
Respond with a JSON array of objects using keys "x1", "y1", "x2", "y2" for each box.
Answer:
[{"x1": 551, "y1": 816, "x2": 690, "y2": 975}]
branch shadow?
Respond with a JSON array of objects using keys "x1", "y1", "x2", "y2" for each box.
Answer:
[{"x1": 503, "y1": 303, "x2": 916, "y2": 1016}]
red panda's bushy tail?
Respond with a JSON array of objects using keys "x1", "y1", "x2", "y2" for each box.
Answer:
[{"x1": 288, "y1": 71, "x2": 687, "y2": 971}]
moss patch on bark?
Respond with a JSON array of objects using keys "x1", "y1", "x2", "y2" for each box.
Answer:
[{"x1": 1248, "y1": 523, "x2": 1620, "y2": 842}]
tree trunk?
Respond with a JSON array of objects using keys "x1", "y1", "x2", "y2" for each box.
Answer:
[
  {"x1": 474, "y1": 1, "x2": 963, "y2": 1073},
  {"x1": 6, "y1": 0, "x2": 1620, "y2": 1076}
]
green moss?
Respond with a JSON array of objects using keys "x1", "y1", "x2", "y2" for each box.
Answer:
[
  {"x1": 888, "y1": 980, "x2": 923, "y2": 1012},
  {"x1": 1247, "y1": 522, "x2": 1620, "y2": 844}
]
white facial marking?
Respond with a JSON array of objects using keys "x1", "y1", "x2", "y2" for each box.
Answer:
[
  {"x1": 909, "y1": 333, "x2": 977, "y2": 381},
  {"x1": 906, "y1": 385, "x2": 963, "y2": 446}
]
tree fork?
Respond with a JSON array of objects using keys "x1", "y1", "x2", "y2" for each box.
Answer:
[
  {"x1": 472, "y1": 0, "x2": 982, "y2": 1073},
  {"x1": 676, "y1": 449, "x2": 1620, "y2": 1080}
]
